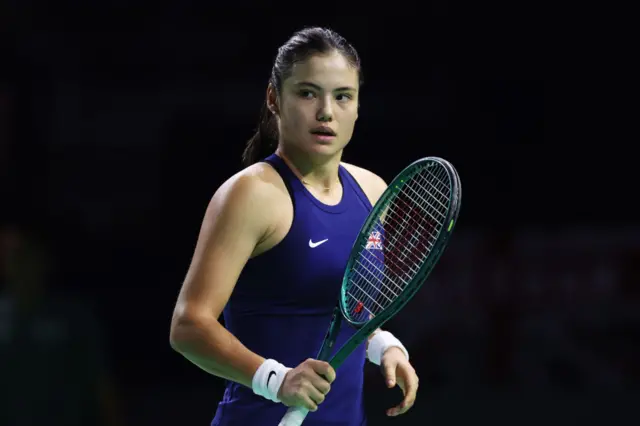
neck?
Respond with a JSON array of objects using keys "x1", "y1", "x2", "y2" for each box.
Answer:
[{"x1": 275, "y1": 144, "x2": 342, "y2": 190}]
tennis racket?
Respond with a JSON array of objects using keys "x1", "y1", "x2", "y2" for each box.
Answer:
[{"x1": 278, "y1": 156, "x2": 462, "y2": 426}]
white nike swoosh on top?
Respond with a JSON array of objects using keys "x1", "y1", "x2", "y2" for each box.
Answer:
[{"x1": 309, "y1": 238, "x2": 329, "y2": 248}]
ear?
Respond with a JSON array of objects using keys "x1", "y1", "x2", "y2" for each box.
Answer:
[{"x1": 266, "y1": 84, "x2": 279, "y2": 115}]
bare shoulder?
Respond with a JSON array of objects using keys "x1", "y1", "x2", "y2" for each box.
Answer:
[
  {"x1": 215, "y1": 162, "x2": 286, "y2": 203},
  {"x1": 205, "y1": 162, "x2": 289, "y2": 233},
  {"x1": 341, "y1": 162, "x2": 388, "y2": 205}
]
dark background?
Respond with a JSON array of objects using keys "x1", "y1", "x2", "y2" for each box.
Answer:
[{"x1": 1, "y1": 3, "x2": 637, "y2": 426}]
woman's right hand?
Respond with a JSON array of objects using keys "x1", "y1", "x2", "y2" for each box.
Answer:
[{"x1": 277, "y1": 358, "x2": 336, "y2": 411}]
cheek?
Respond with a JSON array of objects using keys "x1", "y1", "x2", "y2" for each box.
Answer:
[
  {"x1": 341, "y1": 110, "x2": 358, "y2": 132},
  {"x1": 282, "y1": 103, "x2": 310, "y2": 132}
]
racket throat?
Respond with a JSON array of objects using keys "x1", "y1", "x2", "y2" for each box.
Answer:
[
  {"x1": 316, "y1": 307, "x2": 342, "y2": 360},
  {"x1": 328, "y1": 320, "x2": 382, "y2": 370}
]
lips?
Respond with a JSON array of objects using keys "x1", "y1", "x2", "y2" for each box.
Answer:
[{"x1": 310, "y1": 127, "x2": 336, "y2": 136}]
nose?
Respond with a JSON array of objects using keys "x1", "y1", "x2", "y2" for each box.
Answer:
[{"x1": 316, "y1": 96, "x2": 333, "y2": 122}]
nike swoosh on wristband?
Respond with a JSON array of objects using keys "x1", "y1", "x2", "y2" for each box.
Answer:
[
  {"x1": 267, "y1": 371, "x2": 276, "y2": 387},
  {"x1": 309, "y1": 238, "x2": 329, "y2": 248}
]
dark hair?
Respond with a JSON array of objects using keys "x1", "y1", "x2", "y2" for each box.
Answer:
[{"x1": 242, "y1": 27, "x2": 362, "y2": 167}]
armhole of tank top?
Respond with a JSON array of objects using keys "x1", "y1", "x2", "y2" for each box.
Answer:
[
  {"x1": 250, "y1": 159, "x2": 297, "y2": 258},
  {"x1": 340, "y1": 166, "x2": 374, "y2": 211},
  {"x1": 261, "y1": 159, "x2": 297, "y2": 216}
]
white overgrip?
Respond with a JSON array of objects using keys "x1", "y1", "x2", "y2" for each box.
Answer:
[{"x1": 278, "y1": 406, "x2": 310, "y2": 426}]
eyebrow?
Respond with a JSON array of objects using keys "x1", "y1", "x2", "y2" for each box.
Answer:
[{"x1": 295, "y1": 81, "x2": 357, "y2": 92}]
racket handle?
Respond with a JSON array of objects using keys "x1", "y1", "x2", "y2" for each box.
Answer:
[{"x1": 278, "y1": 406, "x2": 310, "y2": 426}]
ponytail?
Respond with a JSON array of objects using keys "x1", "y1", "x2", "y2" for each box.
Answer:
[{"x1": 242, "y1": 101, "x2": 279, "y2": 167}]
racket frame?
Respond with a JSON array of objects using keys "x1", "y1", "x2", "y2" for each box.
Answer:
[{"x1": 325, "y1": 157, "x2": 461, "y2": 369}]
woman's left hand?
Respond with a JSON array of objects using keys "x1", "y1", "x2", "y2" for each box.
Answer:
[{"x1": 380, "y1": 346, "x2": 420, "y2": 417}]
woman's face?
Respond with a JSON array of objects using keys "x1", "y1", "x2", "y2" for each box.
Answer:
[{"x1": 271, "y1": 50, "x2": 360, "y2": 160}]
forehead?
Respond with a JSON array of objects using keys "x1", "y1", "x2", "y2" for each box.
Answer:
[{"x1": 288, "y1": 51, "x2": 359, "y2": 89}]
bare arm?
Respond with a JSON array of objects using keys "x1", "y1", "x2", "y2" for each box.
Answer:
[{"x1": 169, "y1": 171, "x2": 275, "y2": 388}]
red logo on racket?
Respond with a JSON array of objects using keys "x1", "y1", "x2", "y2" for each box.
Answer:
[{"x1": 354, "y1": 301, "x2": 364, "y2": 314}]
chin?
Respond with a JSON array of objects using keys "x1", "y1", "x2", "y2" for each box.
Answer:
[{"x1": 307, "y1": 142, "x2": 343, "y2": 158}]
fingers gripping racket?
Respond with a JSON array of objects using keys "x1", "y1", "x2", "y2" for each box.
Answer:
[{"x1": 278, "y1": 157, "x2": 462, "y2": 426}]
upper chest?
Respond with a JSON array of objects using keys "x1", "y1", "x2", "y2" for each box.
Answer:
[
  {"x1": 253, "y1": 170, "x2": 375, "y2": 258},
  {"x1": 241, "y1": 202, "x2": 370, "y2": 308}
]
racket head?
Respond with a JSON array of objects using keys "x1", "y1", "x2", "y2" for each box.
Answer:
[{"x1": 339, "y1": 156, "x2": 461, "y2": 328}]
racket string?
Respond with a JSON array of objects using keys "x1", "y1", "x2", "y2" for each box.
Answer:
[
  {"x1": 423, "y1": 168, "x2": 452, "y2": 201},
  {"x1": 350, "y1": 253, "x2": 407, "y2": 308},
  {"x1": 355, "y1": 256, "x2": 407, "y2": 293},
  {"x1": 349, "y1": 269, "x2": 392, "y2": 307},
  {"x1": 346, "y1": 253, "x2": 416, "y2": 317},
  {"x1": 382, "y1": 177, "x2": 446, "y2": 256},
  {"x1": 387, "y1": 198, "x2": 439, "y2": 247},
  {"x1": 402, "y1": 169, "x2": 450, "y2": 223},
  {"x1": 419, "y1": 170, "x2": 451, "y2": 206},
  {"x1": 346, "y1": 175, "x2": 446, "y2": 316},
  {"x1": 345, "y1": 291, "x2": 375, "y2": 318},
  {"x1": 398, "y1": 183, "x2": 445, "y2": 226},
  {"x1": 391, "y1": 165, "x2": 449, "y2": 255},
  {"x1": 344, "y1": 163, "x2": 452, "y2": 318}
]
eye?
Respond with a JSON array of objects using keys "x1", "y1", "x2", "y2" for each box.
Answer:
[
  {"x1": 336, "y1": 93, "x2": 353, "y2": 102},
  {"x1": 299, "y1": 90, "x2": 315, "y2": 99}
]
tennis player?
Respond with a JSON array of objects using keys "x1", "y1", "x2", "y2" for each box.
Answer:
[{"x1": 170, "y1": 27, "x2": 419, "y2": 426}]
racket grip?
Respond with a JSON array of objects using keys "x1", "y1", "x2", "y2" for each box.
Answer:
[{"x1": 278, "y1": 406, "x2": 310, "y2": 426}]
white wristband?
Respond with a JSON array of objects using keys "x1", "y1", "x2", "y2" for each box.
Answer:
[
  {"x1": 366, "y1": 330, "x2": 409, "y2": 366},
  {"x1": 251, "y1": 359, "x2": 291, "y2": 403}
]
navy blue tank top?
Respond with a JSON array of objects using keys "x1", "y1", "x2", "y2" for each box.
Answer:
[{"x1": 211, "y1": 154, "x2": 373, "y2": 426}]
